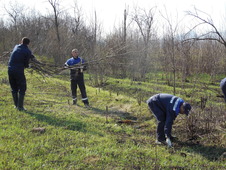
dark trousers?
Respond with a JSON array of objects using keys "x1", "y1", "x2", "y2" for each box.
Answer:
[
  {"x1": 71, "y1": 75, "x2": 88, "y2": 103},
  {"x1": 8, "y1": 70, "x2": 27, "y2": 95},
  {"x1": 220, "y1": 80, "x2": 226, "y2": 102},
  {"x1": 148, "y1": 97, "x2": 166, "y2": 141}
]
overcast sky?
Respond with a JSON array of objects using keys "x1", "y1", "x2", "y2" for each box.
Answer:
[{"x1": 1, "y1": 0, "x2": 226, "y2": 33}]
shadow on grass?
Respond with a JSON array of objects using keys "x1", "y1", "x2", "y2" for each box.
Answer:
[
  {"x1": 175, "y1": 140, "x2": 226, "y2": 161},
  {"x1": 25, "y1": 111, "x2": 103, "y2": 136},
  {"x1": 25, "y1": 111, "x2": 86, "y2": 131},
  {"x1": 89, "y1": 106, "x2": 138, "y2": 120}
]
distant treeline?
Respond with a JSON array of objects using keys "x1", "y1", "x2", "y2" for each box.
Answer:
[{"x1": 0, "y1": 1, "x2": 225, "y2": 85}]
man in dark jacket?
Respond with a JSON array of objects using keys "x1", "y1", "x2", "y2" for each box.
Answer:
[
  {"x1": 220, "y1": 78, "x2": 226, "y2": 102},
  {"x1": 147, "y1": 93, "x2": 191, "y2": 146},
  {"x1": 64, "y1": 48, "x2": 89, "y2": 106},
  {"x1": 8, "y1": 37, "x2": 36, "y2": 111}
]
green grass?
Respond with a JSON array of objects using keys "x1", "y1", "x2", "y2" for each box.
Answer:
[{"x1": 0, "y1": 65, "x2": 225, "y2": 169}]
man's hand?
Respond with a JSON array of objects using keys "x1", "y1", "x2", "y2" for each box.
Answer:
[{"x1": 166, "y1": 138, "x2": 172, "y2": 147}]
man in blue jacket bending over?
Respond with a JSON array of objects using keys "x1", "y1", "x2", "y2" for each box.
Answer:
[
  {"x1": 64, "y1": 48, "x2": 89, "y2": 107},
  {"x1": 147, "y1": 93, "x2": 191, "y2": 146},
  {"x1": 220, "y1": 78, "x2": 226, "y2": 102}
]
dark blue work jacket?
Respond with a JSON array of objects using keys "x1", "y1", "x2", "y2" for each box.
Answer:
[
  {"x1": 220, "y1": 78, "x2": 226, "y2": 101},
  {"x1": 147, "y1": 93, "x2": 184, "y2": 137},
  {"x1": 8, "y1": 44, "x2": 32, "y2": 72}
]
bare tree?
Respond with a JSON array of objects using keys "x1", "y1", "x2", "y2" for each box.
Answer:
[
  {"x1": 0, "y1": 20, "x2": 11, "y2": 52},
  {"x1": 123, "y1": 9, "x2": 127, "y2": 45},
  {"x1": 3, "y1": 1, "x2": 25, "y2": 43},
  {"x1": 132, "y1": 7, "x2": 156, "y2": 80},
  {"x1": 182, "y1": 8, "x2": 226, "y2": 79},
  {"x1": 118, "y1": 9, "x2": 128, "y2": 78},
  {"x1": 185, "y1": 8, "x2": 226, "y2": 48},
  {"x1": 160, "y1": 8, "x2": 182, "y2": 94},
  {"x1": 45, "y1": 0, "x2": 67, "y2": 65},
  {"x1": 70, "y1": 1, "x2": 83, "y2": 36},
  {"x1": 132, "y1": 7, "x2": 155, "y2": 52},
  {"x1": 47, "y1": 0, "x2": 61, "y2": 42}
]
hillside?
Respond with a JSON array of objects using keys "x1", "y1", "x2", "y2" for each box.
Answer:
[{"x1": 0, "y1": 65, "x2": 225, "y2": 169}]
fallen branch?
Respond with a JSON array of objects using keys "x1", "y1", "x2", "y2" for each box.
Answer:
[{"x1": 117, "y1": 120, "x2": 138, "y2": 125}]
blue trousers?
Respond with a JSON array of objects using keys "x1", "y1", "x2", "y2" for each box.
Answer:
[
  {"x1": 71, "y1": 74, "x2": 88, "y2": 104},
  {"x1": 8, "y1": 70, "x2": 27, "y2": 95},
  {"x1": 148, "y1": 96, "x2": 166, "y2": 141}
]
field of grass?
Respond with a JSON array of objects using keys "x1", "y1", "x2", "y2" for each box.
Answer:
[{"x1": 0, "y1": 64, "x2": 225, "y2": 169}]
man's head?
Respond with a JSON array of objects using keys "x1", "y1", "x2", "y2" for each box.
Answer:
[
  {"x1": 180, "y1": 102, "x2": 191, "y2": 116},
  {"x1": 21, "y1": 37, "x2": 30, "y2": 45},
  {"x1": 71, "y1": 49, "x2": 79, "y2": 58}
]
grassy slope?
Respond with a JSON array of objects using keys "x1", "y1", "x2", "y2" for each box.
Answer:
[{"x1": 0, "y1": 65, "x2": 225, "y2": 169}]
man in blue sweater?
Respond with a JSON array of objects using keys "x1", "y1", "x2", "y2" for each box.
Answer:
[
  {"x1": 220, "y1": 78, "x2": 226, "y2": 102},
  {"x1": 64, "y1": 48, "x2": 89, "y2": 106},
  {"x1": 8, "y1": 37, "x2": 36, "y2": 111},
  {"x1": 147, "y1": 93, "x2": 191, "y2": 146}
]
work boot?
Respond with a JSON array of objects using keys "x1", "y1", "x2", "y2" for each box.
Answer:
[
  {"x1": 72, "y1": 98, "x2": 77, "y2": 105},
  {"x1": 12, "y1": 93, "x2": 18, "y2": 108},
  {"x1": 83, "y1": 99, "x2": 89, "y2": 107},
  {"x1": 17, "y1": 94, "x2": 26, "y2": 111},
  {"x1": 84, "y1": 103, "x2": 90, "y2": 108},
  {"x1": 169, "y1": 135, "x2": 178, "y2": 142},
  {"x1": 155, "y1": 140, "x2": 167, "y2": 145}
]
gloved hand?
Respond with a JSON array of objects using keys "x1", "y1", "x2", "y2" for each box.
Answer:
[
  {"x1": 64, "y1": 64, "x2": 68, "y2": 69},
  {"x1": 28, "y1": 63, "x2": 33, "y2": 68},
  {"x1": 166, "y1": 138, "x2": 172, "y2": 147}
]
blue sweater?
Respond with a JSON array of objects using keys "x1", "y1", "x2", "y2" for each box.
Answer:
[
  {"x1": 220, "y1": 78, "x2": 226, "y2": 89},
  {"x1": 65, "y1": 56, "x2": 85, "y2": 66},
  {"x1": 65, "y1": 56, "x2": 86, "y2": 80},
  {"x1": 220, "y1": 78, "x2": 226, "y2": 101},
  {"x1": 8, "y1": 44, "x2": 32, "y2": 72}
]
